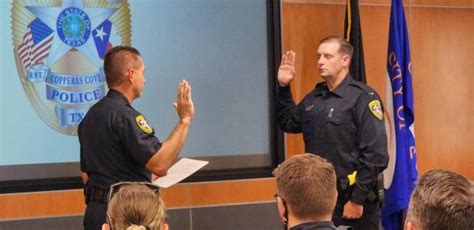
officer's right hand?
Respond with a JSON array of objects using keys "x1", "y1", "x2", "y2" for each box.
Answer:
[
  {"x1": 173, "y1": 80, "x2": 194, "y2": 124},
  {"x1": 277, "y1": 51, "x2": 296, "y2": 87}
]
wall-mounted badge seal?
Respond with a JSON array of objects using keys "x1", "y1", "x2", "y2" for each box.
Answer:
[{"x1": 11, "y1": 0, "x2": 132, "y2": 135}]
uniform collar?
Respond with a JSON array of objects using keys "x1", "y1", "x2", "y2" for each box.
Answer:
[
  {"x1": 290, "y1": 221, "x2": 337, "y2": 230},
  {"x1": 330, "y1": 74, "x2": 352, "y2": 98},
  {"x1": 107, "y1": 89, "x2": 131, "y2": 105},
  {"x1": 314, "y1": 74, "x2": 352, "y2": 98}
]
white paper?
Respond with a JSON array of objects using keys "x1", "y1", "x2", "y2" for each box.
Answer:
[{"x1": 153, "y1": 158, "x2": 208, "y2": 188}]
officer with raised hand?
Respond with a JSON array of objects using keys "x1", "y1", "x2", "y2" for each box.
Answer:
[
  {"x1": 79, "y1": 46, "x2": 194, "y2": 230},
  {"x1": 277, "y1": 36, "x2": 388, "y2": 229}
]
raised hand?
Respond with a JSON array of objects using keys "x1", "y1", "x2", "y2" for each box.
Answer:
[
  {"x1": 173, "y1": 80, "x2": 194, "y2": 124},
  {"x1": 278, "y1": 51, "x2": 296, "y2": 87}
]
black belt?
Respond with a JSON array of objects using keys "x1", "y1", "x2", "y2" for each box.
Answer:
[
  {"x1": 85, "y1": 186, "x2": 110, "y2": 204},
  {"x1": 337, "y1": 173, "x2": 384, "y2": 207}
]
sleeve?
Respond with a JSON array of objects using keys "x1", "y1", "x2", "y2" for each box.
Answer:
[
  {"x1": 119, "y1": 113, "x2": 163, "y2": 167},
  {"x1": 351, "y1": 92, "x2": 389, "y2": 204},
  {"x1": 276, "y1": 86, "x2": 303, "y2": 133}
]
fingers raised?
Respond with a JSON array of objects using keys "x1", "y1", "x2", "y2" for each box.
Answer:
[{"x1": 281, "y1": 50, "x2": 296, "y2": 66}]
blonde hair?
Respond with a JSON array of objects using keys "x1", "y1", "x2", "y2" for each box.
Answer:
[{"x1": 107, "y1": 183, "x2": 166, "y2": 230}]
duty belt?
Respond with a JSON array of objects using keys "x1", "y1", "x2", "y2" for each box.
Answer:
[
  {"x1": 85, "y1": 186, "x2": 109, "y2": 204},
  {"x1": 338, "y1": 171, "x2": 384, "y2": 206}
]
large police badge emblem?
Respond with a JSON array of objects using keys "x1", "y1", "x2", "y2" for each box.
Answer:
[{"x1": 11, "y1": 0, "x2": 131, "y2": 135}]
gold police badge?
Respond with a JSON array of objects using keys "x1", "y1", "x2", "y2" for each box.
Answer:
[{"x1": 11, "y1": 0, "x2": 131, "y2": 135}]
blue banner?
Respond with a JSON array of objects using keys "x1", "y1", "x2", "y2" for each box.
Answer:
[
  {"x1": 382, "y1": 0, "x2": 418, "y2": 229},
  {"x1": 56, "y1": 106, "x2": 88, "y2": 126},
  {"x1": 46, "y1": 84, "x2": 105, "y2": 105},
  {"x1": 45, "y1": 70, "x2": 105, "y2": 87}
]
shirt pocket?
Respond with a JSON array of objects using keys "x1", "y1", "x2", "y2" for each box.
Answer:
[
  {"x1": 323, "y1": 112, "x2": 357, "y2": 147},
  {"x1": 300, "y1": 106, "x2": 325, "y2": 145},
  {"x1": 301, "y1": 110, "x2": 315, "y2": 141}
]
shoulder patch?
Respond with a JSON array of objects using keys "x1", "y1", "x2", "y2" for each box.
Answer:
[
  {"x1": 135, "y1": 115, "x2": 153, "y2": 134},
  {"x1": 368, "y1": 100, "x2": 383, "y2": 120}
]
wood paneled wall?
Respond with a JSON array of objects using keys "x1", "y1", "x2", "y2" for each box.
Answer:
[
  {"x1": 1, "y1": 0, "x2": 473, "y2": 221},
  {"x1": 282, "y1": 0, "x2": 474, "y2": 179},
  {"x1": 0, "y1": 179, "x2": 276, "y2": 220}
]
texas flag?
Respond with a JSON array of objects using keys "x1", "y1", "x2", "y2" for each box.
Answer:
[{"x1": 92, "y1": 19, "x2": 113, "y2": 59}]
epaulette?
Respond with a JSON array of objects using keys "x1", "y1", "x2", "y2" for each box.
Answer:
[{"x1": 349, "y1": 80, "x2": 378, "y2": 97}]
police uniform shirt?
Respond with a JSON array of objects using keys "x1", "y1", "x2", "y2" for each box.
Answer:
[
  {"x1": 277, "y1": 75, "x2": 388, "y2": 205},
  {"x1": 290, "y1": 221, "x2": 339, "y2": 230},
  {"x1": 79, "y1": 89, "x2": 162, "y2": 189}
]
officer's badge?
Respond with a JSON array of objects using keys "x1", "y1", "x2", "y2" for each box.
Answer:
[
  {"x1": 11, "y1": 0, "x2": 131, "y2": 135},
  {"x1": 136, "y1": 115, "x2": 153, "y2": 134},
  {"x1": 368, "y1": 100, "x2": 383, "y2": 120}
]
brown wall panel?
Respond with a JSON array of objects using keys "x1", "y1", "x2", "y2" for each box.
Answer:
[
  {"x1": 282, "y1": 2, "x2": 474, "y2": 179},
  {"x1": 285, "y1": 0, "x2": 474, "y2": 8},
  {"x1": 0, "y1": 178, "x2": 276, "y2": 220},
  {"x1": 186, "y1": 179, "x2": 276, "y2": 206},
  {"x1": 409, "y1": 7, "x2": 474, "y2": 178},
  {"x1": 161, "y1": 179, "x2": 276, "y2": 208},
  {"x1": 0, "y1": 190, "x2": 85, "y2": 220}
]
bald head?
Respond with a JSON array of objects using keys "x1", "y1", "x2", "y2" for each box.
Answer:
[{"x1": 103, "y1": 46, "x2": 142, "y2": 87}]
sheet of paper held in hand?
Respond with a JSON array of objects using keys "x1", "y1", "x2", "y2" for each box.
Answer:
[{"x1": 153, "y1": 158, "x2": 209, "y2": 188}]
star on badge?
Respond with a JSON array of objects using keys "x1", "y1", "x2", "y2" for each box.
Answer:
[
  {"x1": 94, "y1": 27, "x2": 108, "y2": 41},
  {"x1": 25, "y1": 0, "x2": 117, "y2": 67}
]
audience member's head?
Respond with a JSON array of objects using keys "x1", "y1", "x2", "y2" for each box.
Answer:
[
  {"x1": 273, "y1": 153, "x2": 337, "y2": 229},
  {"x1": 103, "y1": 182, "x2": 168, "y2": 230},
  {"x1": 405, "y1": 169, "x2": 474, "y2": 230}
]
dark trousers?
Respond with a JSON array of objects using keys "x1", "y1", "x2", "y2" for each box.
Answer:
[
  {"x1": 332, "y1": 200, "x2": 381, "y2": 230},
  {"x1": 83, "y1": 202, "x2": 107, "y2": 230}
]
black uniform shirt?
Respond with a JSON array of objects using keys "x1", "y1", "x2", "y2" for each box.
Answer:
[
  {"x1": 79, "y1": 89, "x2": 162, "y2": 189},
  {"x1": 277, "y1": 76, "x2": 388, "y2": 204},
  {"x1": 290, "y1": 221, "x2": 339, "y2": 230}
]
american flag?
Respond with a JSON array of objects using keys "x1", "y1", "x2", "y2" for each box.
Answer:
[{"x1": 17, "y1": 18, "x2": 54, "y2": 70}]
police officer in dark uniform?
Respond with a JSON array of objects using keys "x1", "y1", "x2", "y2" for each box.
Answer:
[
  {"x1": 276, "y1": 36, "x2": 388, "y2": 230},
  {"x1": 79, "y1": 46, "x2": 194, "y2": 230}
]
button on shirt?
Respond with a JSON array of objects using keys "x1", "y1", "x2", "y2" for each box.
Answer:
[
  {"x1": 277, "y1": 76, "x2": 388, "y2": 204},
  {"x1": 79, "y1": 89, "x2": 162, "y2": 189}
]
